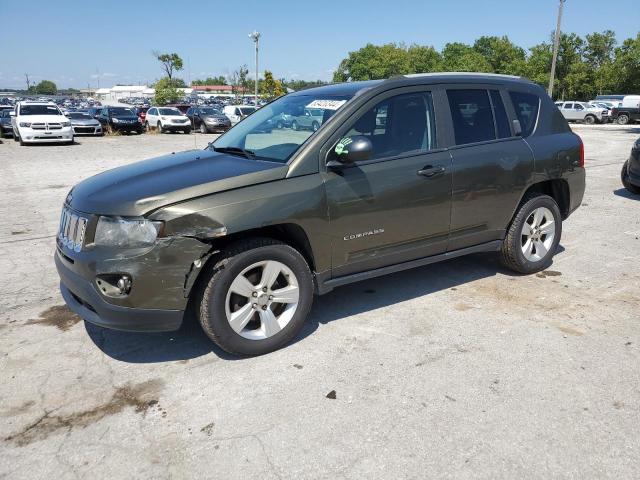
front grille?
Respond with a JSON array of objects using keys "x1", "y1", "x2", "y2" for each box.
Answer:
[
  {"x1": 48, "y1": 123, "x2": 62, "y2": 130},
  {"x1": 73, "y1": 126, "x2": 96, "y2": 134},
  {"x1": 31, "y1": 123, "x2": 46, "y2": 130},
  {"x1": 58, "y1": 207, "x2": 88, "y2": 252}
]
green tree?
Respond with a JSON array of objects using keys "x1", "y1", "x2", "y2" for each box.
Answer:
[
  {"x1": 192, "y1": 76, "x2": 227, "y2": 86},
  {"x1": 153, "y1": 77, "x2": 180, "y2": 105},
  {"x1": 441, "y1": 43, "x2": 492, "y2": 72},
  {"x1": 333, "y1": 43, "x2": 411, "y2": 81},
  {"x1": 611, "y1": 33, "x2": 640, "y2": 93},
  {"x1": 473, "y1": 36, "x2": 527, "y2": 74},
  {"x1": 261, "y1": 70, "x2": 285, "y2": 99},
  {"x1": 153, "y1": 52, "x2": 183, "y2": 82},
  {"x1": 34, "y1": 80, "x2": 57, "y2": 95},
  {"x1": 407, "y1": 45, "x2": 442, "y2": 73},
  {"x1": 230, "y1": 65, "x2": 249, "y2": 99}
]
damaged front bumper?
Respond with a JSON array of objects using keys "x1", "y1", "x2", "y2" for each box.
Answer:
[{"x1": 55, "y1": 235, "x2": 215, "y2": 333}]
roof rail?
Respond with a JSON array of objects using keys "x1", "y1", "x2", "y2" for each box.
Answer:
[{"x1": 402, "y1": 72, "x2": 523, "y2": 80}]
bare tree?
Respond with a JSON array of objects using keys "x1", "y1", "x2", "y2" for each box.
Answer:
[{"x1": 152, "y1": 51, "x2": 184, "y2": 83}]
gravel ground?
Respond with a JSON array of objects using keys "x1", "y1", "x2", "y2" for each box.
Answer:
[{"x1": 1, "y1": 125, "x2": 639, "y2": 479}]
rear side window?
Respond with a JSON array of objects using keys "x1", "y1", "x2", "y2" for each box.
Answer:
[
  {"x1": 509, "y1": 92, "x2": 540, "y2": 137},
  {"x1": 489, "y1": 90, "x2": 511, "y2": 138},
  {"x1": 447, "y1": 89, "x2": 496, "y2": 145}
]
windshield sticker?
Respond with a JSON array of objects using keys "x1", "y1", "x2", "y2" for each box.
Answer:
[
  {"x1": 334, "y1": 137, "x2": 353, "y2": 155},
  {"x1": 305, "y1": 99, "x2": 347, "y2": 110}
]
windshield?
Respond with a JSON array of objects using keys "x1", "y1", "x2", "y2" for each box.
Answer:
[
  {"x1": 239, "y1": 107, "x2": 256, "y2": 115},
  {"x1": 200, "y1": 108, "x2": 221, "y2": 115},
  {"x1": 0, "y1": 110, "x2": 10, "y2": 118},
  {"x1": 67, "y1": 112, "x2": 91, "y2": 119},
  {"x1": 109, "y1": 107, "x2": 135, "y2": 116},
  {"x1": 20, "y1": 104, "x2": 61, "y2": 116},
  {"x1": 159, "y1": 108, "x2": 182, "y2": 116},
  {"x1": 211, "y1": 94, "x2": 352, "y2": 163}
]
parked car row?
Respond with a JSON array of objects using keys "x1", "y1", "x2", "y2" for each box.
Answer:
[{"x1": 555, "y1": 95, "x2": 640, "y2": 125}]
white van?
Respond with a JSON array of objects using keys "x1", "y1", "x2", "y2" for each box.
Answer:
[{"x1": 223, "y1": 105, "x2": 257, "y2": 124}]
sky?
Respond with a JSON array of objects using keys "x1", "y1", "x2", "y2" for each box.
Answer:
[{"x1": 1, "y1": 0, "x2": 638, "y2": 89}]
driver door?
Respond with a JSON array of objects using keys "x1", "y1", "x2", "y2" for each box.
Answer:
[{"x1": 323, "y1": 88, "x2": 452, "y2": 278}]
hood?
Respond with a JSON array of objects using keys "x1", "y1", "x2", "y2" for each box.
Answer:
[
  {"x1": 70, "y1": 118, "x2": 100, "y2": 126},
  {"x1": 202, "y1": 114, "x2": 230, "y2": 121},
  {"x1": 68, "y1": 149, "x2": 287, "y2": 216},
  {"x1": 21, "y1": 114, "x2": 68, "y2": 123},
  {"x1": 111, "y1": 114, "x2": 139, "y2": 121}
]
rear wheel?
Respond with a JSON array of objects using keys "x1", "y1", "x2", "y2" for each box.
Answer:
[
  {"x1": 621, "y1": 160, "x2": 640, "y2": 194},
  {"x1": 617, "y1": 114, "x2": 630, "y2": 125},
  {"x1": 500, "y1": 193, "x2": 562, "y2": 274},
  {"x1": 145, "y1": 121, "x2": 150, "y2": 132},
  {"x1": 198, "y1": 238, "x2": 313, "y2": 356}
]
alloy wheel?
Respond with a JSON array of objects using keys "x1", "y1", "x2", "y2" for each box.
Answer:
[
  {"x1": 520, "y1": 207, "x2": 556, "y2": 262},
  {"x1": 224, "y1": 260, "x2": 299, "y2": 340}
]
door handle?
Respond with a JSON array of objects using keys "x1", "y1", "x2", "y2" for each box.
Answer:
[{"x1": 417, "y1": 165, "x2": 445, "y2": 177}]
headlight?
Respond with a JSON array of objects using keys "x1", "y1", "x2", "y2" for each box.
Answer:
[
  {"x1": 94, "y1": 216, "x2": 163, "y2": 248},
  {"x1": 61, "y1": 121, "x2": 71, "y2": 127},
  {"x1": 161, "y1": 116, "x2": 167, "y2": 120},
  {"x1": 112, "y1": 118, "x2": 120, "y2": 123},
  {"x1": 19, "y1": 122, "x2": 31, "y2": 127}
]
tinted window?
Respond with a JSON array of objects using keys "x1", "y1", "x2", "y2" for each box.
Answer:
[
  {"x1": 342, "y1": 91, "x2": 436, "y2": 161},
  {"x1": 20, "y1": 104, "x2": 61, "y2": 116},
  {"x1": 489, "y1": 90, "x2": 511, "y2": 138},
  {"x1": 509, "y1": 92, "x2": 540, "y2": 137},
  {"x1": 447, "y1": 89, "x2": 495, "y2": 145}
]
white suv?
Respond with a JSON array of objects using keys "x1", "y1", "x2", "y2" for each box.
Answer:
[
  {"x1": 557, "y1": 101, "x2": 608, "y2": 124},
  {"x1": 11, "y1": 101, "x2": 73, "y2": 145},
  {"x1": 144, "y1": 107, "x2": 191, "y2": 134}
]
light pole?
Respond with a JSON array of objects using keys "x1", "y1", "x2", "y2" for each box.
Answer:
[
  {"x1": 249, "y1": 31, "x2": 260, "y2": 105},
  {"x1": 548, "y1": 0, "x2": 566, "y2": 98}
]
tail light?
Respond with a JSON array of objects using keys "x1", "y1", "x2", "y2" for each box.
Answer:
[{"x1": 578, "y1": 137, "x2": 585, "y2": 167}]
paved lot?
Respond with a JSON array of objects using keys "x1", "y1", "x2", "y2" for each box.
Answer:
[{"x1": 1, "y1": 125, "x2": 639, "y2": 479}]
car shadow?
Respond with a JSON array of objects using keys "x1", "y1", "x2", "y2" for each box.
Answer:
[
  {"x1": 613, "y1": 187, "x2": 640, "y2": 200},
  {"x1": 87, "y1": 250, "x2": 551, "y2": 363}
]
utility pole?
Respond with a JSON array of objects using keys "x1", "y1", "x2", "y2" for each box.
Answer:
[
  {"x1": 249, "y1": 31, "x2": 261, "y2": 105},
  {"x1": 548, "y1": 0, "x2": 566, "y2": 98}
]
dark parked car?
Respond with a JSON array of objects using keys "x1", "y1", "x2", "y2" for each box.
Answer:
[
  {"x1": 186, "y1": 106, "x2": 232, "y2": 133},
  {"x1": 0, "y1": 109, "x2": 13, "y2": 137},
  {"x1": 97, "y1": 107, "x2": 143, "y2": 134},
  {"x1": 66, "y1": 112, "x2": 103, "y2": 136},
  {"x1": 55, "y1": 73, "x2": 585, "y2": 356},
  {"x1": 621, "y1": 137, "x2": 640, "y2": 194},
  {"x1": 86, "y1": 107, "x2": 102, "y2": 119}
]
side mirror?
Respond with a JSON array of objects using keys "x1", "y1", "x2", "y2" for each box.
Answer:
[
  {"x1": 512, "y1": 119, "x2": 522, "y2": 136},
  {"x1": 329, "y1": 136, "x2": 373, "y2": 166}
]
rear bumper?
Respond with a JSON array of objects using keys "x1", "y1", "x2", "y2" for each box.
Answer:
[
  {"x1": 567, "y1": 168, "x2": 586, "y2": 215},
  {"x1": 55, "y1": 250, "x2": 183, "y2": 332}
]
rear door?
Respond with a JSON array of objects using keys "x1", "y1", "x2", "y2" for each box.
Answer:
[
  {"x1": 445, "y1": 87, "x2": 534, "y2": 251},
  {"x1": 323, "y1": 87, "x2": 452, "y2": 277}
]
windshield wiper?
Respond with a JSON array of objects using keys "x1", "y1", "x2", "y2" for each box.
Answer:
[{"x1": 212, "y1": 146, "x2": 256, "y2": 159}]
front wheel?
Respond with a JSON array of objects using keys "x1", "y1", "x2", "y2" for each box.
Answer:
[
  {"x1": 198, "y1": 238, "x2": 313, "y2": 356},
  {"x1": 621, "y1": 160, "x2": 640, "y2": 194},
  {"x1": 157, "y1": 122, "x2": 164, "y2": 133},
  {"x1": 183, "y1": 128, "x2": 191, "y2": 134},
  {"x1": 584, "y1": 115, "x2": 596, "y2": 125},
  {"x1": 145, "y1": 121, "x2": 150, "y2": 132},
  {"x1": 200, "y1": 122, "x2": 207, "y2": 134},
  {"x1": 312, "y1": 121, "x2": 319, "y2": 131},
  {"x1": 499, "y1": 193, "x2": 562, "y2": 274},
  {"x1": 291, "y1": 120, "x2": 298, "y2": 131}
]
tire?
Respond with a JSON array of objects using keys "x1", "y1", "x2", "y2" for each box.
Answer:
[
  {"x1": 312, "y1": 121, "x2": 319, "y2": 131},
  {"x1": 291, "y1": 120, "x2": 298, "y2": 131},
  {"x1": 106, "y1": 124, "x2": 114, "y2": 135},
  {"x1": 157, "y1": 121, "x2": 164, "y2": 133},
  {"x1": 621, "y1": 160, "x2": 640, "y2": 194},
  {"x1": 19, "y1": 132, "x2": 25, "y2": 146},
  {"x1": 145, "y1": 121, "x2": 150, "y2": 132},
  {"x1": 198, "y1": 238, "x2": 313, "y2": 356},
  {"x1": 200, "y1": 122, "x2": 207, "y2": 134},
  {"x1": 184, "y1": 128, "x2": 191, "y2": 134},
  {"x1": 584, "y1": 115, "x2": 596, "y2": 125},
  {"x1": 276, "y1": 121, "x2": 284, "y2": 129},
  {"x1": 499, "y1": 193, "x2": 562, "y2": 274},
  {"x1": 13, "y1": 130, "x2": 19, "y2": 142},
  {"x1": 617, "y1": 114, "x2": 630, "y2": 125}
]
